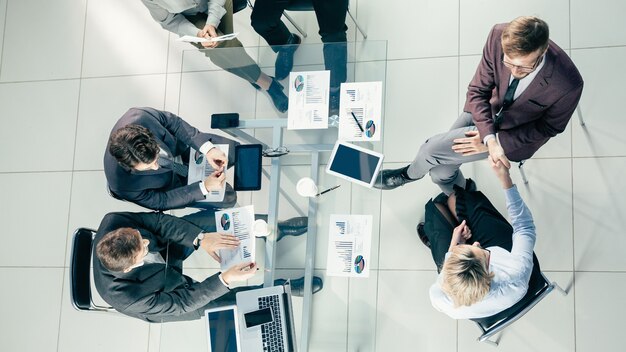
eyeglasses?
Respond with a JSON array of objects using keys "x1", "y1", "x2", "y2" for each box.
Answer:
[
  {"x1": 501, "y1": 54, "x2": 543, "y2": 73},
  {"x1": 262, "y1": 146, "x2": 289, "y2": 158}
]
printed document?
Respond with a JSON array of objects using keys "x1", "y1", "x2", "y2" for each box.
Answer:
[
  {"x1": 177, "y1": 33, "x2": 239, "y2": 43},
  {"x1": 187, "y1": 144, "x2": 229, "y2": 202},
  {"x1": 338, "y1": 81, "x2": 383, "y2": 141},
  {"x1": 215, "y1": 205, "x2": 256, "y2": 271},
  {"x1": 326, "y1": 214, "x2": 372, "y2": 277},
  {"x1": 287, "y1": 70, "x2": 330, "y2": 130}
]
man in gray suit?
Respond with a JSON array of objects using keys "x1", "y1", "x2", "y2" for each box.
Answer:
[
  {"x1": 375, "y1": 16, "x2": 583, "y2": 194},
  {"x1": 104, "y1": 107, "x2": 239, "y2": 211},
  {"x1": 94, "y1": 211, "x2": 323, "y2": 322}
]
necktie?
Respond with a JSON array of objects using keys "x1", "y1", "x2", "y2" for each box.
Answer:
[
  {"x1": 494, "y1": 78, "x2": 520, "y2": 130},
  {"x1": 158, "y1": 155, "x2": 188, "y2": 178}
]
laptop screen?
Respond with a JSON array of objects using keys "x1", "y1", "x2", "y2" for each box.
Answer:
[
  {"x1": 329, "y1": 143, "x2": 382, "y2": 184},
  {"x1": 207, "y1": 308, "x2": 238, "y2": 352}
]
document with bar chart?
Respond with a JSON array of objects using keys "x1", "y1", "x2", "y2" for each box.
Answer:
[
  {"x1": 215, "y1": 205, "x2": 255, "y2": 271},
  {"x1": 326, "y1": 214, "x2": 373, "y2": 277},
  {"x1": 287, "y1": 70, "x2": 330, "y2": 130},
  {"x1": 338, "y1": 81, "x2": 383, "y2": 141}
]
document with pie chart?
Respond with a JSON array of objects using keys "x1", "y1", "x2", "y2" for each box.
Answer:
[
  {"x1": 326, "y1": 214, "x2": 372, "y2": 277},
  {"x1": 338, "y1": 81, "x2": 383, "y2": 142},
  {"x1": 287, "y1": 70, "x2": 330, "y2": 130},
  {"x1": 215, "y1": 205, "x2": 255, "y2": 271}
]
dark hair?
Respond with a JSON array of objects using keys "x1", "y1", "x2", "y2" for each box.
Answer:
[
  {"x1": 96, "y1": 228, "x2": 142, "y2": 272},
  {"x1": 501, "y1": 16, "x2": 550, "y2": 57},
  {"x1": 108, "y1": 124, "x2": 159, "y2": 170}
]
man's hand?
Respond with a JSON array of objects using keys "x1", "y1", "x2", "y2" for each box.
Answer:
[
  {"x1": 203, "y1": 170, "x2": 226, "y2": 192},
  {"x1": 491, "y1": 158, "x2": 514, "y2": 189},
  {"x1": 221, "y1": 262, "x2": 257, "y2": 285},
  {"x1": 206, "y1": 147, "x2": 227, "y2": 172},
  {"x1": 487, "y1": 138, "x2": 511, "y2": 169},
  {"x1": 452, "y1": 130, "x2": 489, "y2": 156},
  {"x1": 449, "y1": 220, "x2": 471, "y2": 251},
  {"x1": 198, "y1": 25, "x2": 219, "y2": 48},
  {"x1": 200, "y1": 232, "x2": 240, "y2": 262}
]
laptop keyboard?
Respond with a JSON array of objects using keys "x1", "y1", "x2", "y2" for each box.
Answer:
[{"x1": 258, "y1": 295, "x2": 284, "y2": 352}]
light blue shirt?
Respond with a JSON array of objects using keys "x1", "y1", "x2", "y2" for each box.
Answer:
[
  {"x1": 141, "y1": 0, "x2": 227, "y2": 37},
  {"x1": 429, "y1": 185, "x2": 537, "y2": 319}
]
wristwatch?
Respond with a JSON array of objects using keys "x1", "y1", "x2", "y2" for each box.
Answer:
[{"x1": 193, "y1": 233, "x2": 205, "y2": 250}]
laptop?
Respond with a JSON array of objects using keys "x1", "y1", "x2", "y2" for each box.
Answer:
[
  {"x1": 325, "y1": 141, "x2": 384, "y2": 188},
  {"x1": 204, "y1": 282, "x2": 297, "y2": 352}
]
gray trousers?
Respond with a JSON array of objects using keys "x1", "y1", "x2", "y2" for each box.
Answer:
[{"x1": 406, "y1": 112, "x2": 488, "y2": 194}]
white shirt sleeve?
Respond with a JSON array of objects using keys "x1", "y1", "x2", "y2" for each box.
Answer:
[{"x1": 199, "y1": 141, "x2": 215, "y2": 155}]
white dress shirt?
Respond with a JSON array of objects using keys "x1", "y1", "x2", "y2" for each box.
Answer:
[{"x1": 429, "y1": 185, "x2": 537, "y2": 319}]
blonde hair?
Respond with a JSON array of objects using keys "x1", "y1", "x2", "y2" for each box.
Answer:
[
  {"x1": 441, "y1": 245, "x2": 494, "y2": 307},
  {"x1": 501, "y1": 16, "x2": 549, "y2": 57}
]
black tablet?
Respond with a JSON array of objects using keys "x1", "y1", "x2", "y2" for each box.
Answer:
[{"x1": 234, "y1": 144, "x2": 262, "y2": 191}]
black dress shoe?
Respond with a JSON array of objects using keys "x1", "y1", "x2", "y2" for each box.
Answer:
[
  {"x1": 274, "y1": 276, "x2": 323, "y2": 297},
  {"x1": 416, "y1": 222, "x2": 430, "y2": 248},
  {"x1": 277, "y1": 216, "x2": 308, "y2": 241},
  {"x1": 373, "y1": 166, "x2": 417, "y2": 190},
  {"x1": 266, "y1": 77, "x2": 288, "y2": 113},
  {"x1": 275, "y1": 33, "x2": 301, "y2": 80}
]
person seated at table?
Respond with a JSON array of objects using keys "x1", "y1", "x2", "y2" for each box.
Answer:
[
  {"x1": 422, "y1": 160, "x2": 536, "y2": 319},
  {"x1": 94, "y1": 210, "x2": 324, "y2": 322},
  {"x1": 250, "y1": 0, "x2": 349, "y2": 114},
  {"x1": 140, "y1": 0, "x2": 288, "y2": 112}
]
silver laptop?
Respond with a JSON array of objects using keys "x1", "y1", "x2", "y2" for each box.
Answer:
[
  {"x1": 204, "y1": 282, "x2": 297, "y2": 352},
  {"x1": 236, "y1": 282, "x2": 297, "y2": 352}
]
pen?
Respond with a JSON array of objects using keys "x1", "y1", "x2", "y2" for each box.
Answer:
[
  {"x1": 316, "y1": 185, "x2": 341, "y2": 197},
  {"x1": 351, "y1": 111, "x2": 364, "y2": 132}
]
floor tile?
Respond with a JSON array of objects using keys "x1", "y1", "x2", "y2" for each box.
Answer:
[
  {"x1": 383, "y1": 57, "x2": 459, "y2": 164},
  {"x1": 571, "y1": 47, "x2": 626, "y2": 157},
  {"x1": 347, "y1": 270, "x2": 379, "y2": 352},
  {"x1": 459, "y1": 0, "x2": 570, "y2": 55},
  {"x1": 357, "y1": 0, "x2": 459, "y2": 59},
  {"x1": 0, "y1": 172, "x2": 71, "y2": 267},
  {"x1": 0, "y1": 268, "x2": 63, "y2": 352},
  {"x1": 74, "y1": 75, "x2": 167, "y2": 170},
  {"x1": 571, "y1": 0, "x2": 626, "y2": 48},
  {"x1": 0, "y1": 0, "x2": 86, "y2": 81},
  {"x1": 458, "y1": 271, "x2": 574, "y2": 352},
  {"x1": 376, "y1": 270, "x2": 456, "y2": 352},
  {"x1": 573, "y1": 157, "x2": 626, "y2": 271},
  {"x1": 575, "y1": 272, "x2": 626, "y2": 352},
  {"x1": 0, "y1": 80, "x2": 79, "y2": 172},
  {"x1": 471, "y1": 158, "x2": 574, "y2": 271},
  {"x1": 66, "y1": 171, "x2": 148, "y2": 266},
  {"x1": 81, "y1": 0, "x2": 168, "y2": 77},
  {"x1": 57, "y1": 269, "x2": 151, "y2": 352}
]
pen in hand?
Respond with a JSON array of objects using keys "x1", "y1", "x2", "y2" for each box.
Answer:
[
  {"x1": 316, "y1": 185, "x2": 341, "y2": 197},
  {"x1": 351, "y1": 111, "x2": 364, "y2": 133}
]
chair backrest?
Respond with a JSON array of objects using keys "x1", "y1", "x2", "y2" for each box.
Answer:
[
  {"x1": 69, "y1": 228, "x2": 114, "y2": 312},
  {"x1": 471, "y1": 254, "x2": 552, "y2": 342}
]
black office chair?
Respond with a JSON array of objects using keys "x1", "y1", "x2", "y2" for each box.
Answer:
[
  {"x1": 471, "y1": 254, "x2": 567, "y2": 346},
  {"x1": 69, "y1": 228, "x2": 116, "y2": 312},
  {"x1": 238, "y1": 0, "x2": 367, "y2": 39}
]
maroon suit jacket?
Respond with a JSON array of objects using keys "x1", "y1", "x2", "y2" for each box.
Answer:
[{"x1": 464, "y1": 23, "x2": 584, "y2": 161}]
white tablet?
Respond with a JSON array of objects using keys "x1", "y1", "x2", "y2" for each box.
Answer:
[
  {"x1": 325, "y1": 141, "x2": 384, "y2": 188},
  {"x1": 205, "y1": 305, "x2": 241, "y2": 352}
]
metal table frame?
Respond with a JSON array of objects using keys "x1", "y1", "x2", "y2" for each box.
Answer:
[{"x1": 221, "y1": 118, "x2": 334, "y2": 352}]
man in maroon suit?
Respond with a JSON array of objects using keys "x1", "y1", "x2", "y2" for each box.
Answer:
[{"x1": 375, "y1": 16, "x2": 583, "y2": 194}]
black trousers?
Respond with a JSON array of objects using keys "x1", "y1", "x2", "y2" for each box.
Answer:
[
  {"x1": 424, "y1": 187, "x2": 513, "y2": 272},
  {"x1": 250, "y1": 0, "x2": 349, "y2": 87}
]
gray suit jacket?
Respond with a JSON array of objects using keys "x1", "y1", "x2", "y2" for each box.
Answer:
[
  {"x1": 104, "y1": 107, "x2": 239, "y2": 210},
  {"x1": 465, "y1": 24, "x2": 584, "y2": 161},
  {"x1": 92, "y1": 212, "x2": 230, "y2": 322}
]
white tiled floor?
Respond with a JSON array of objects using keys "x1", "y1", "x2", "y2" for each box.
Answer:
[{"x1": 0, "y1": 1, "x2": 624, "y2": 351}]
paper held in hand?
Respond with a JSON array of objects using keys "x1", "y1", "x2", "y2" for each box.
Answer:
[
  {"x1": 177, "y1": 33, "x2": 239, "y2": 43},
  {"x1": 187, "y1": 144, "x2": 229, "y2": 202},
  {"x1": 214, "y1": 205, "x2": 256, "y2": 271}
]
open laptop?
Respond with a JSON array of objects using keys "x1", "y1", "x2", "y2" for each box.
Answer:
[
  {"x1": 325, "y1": 141, "x2": 384, "y2": 188},
  {"x1": 205, "y1": 282, "x2": 297, "y2": 352}
]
